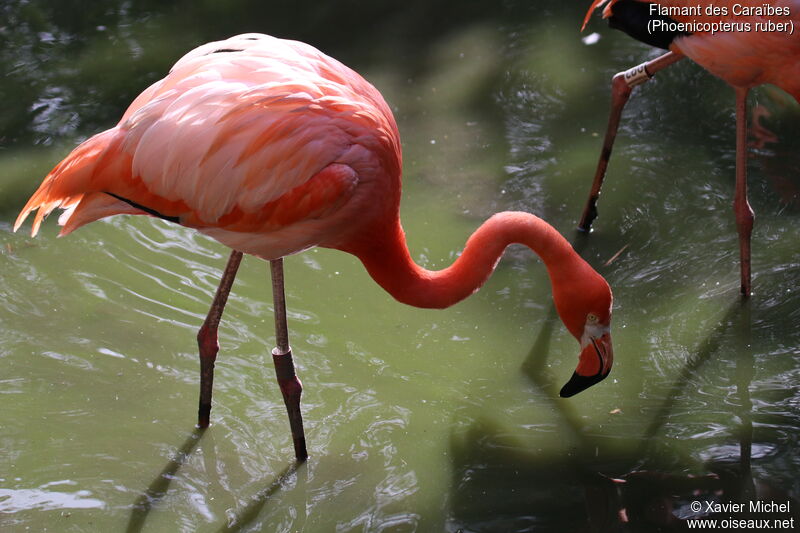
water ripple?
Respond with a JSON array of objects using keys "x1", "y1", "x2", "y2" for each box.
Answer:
[{"x1": 0, "y1": 484, "x2": 105, "y2": 512}]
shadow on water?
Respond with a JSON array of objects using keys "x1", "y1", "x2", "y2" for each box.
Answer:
[
  {"x1": 218, "y1": 461, "x2": 307, "y2": 533},
  {"x1": 126, "y1": 425, "x2": 307, "y2": 533},
  {"x1": 126, "y1": 427, "x2": 206, "y2": 532},
  {"x1": 448, "y1": 293, "x2": 799, "y2": 531},
  {"x1": 638, "y1": 302, "x2": 748, "y2": 456}
]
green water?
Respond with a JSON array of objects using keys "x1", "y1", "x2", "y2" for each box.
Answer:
[{"x1": 2, "y1": 2, "x2": 799, "y2": 531}]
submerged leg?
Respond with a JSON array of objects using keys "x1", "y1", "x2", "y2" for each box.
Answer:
[
  {"x1": 733, "y1": 87, "x2": 754, "y2": 297},
  {"x1": 270, "y1": 258, "x2": 309, "y2": 462},
  {"x1": 578, "y1": 51, "x2": 684, "y2": 231},
  {"x1": 197, "y1": 250, "x2": 244, "y2": 428}
]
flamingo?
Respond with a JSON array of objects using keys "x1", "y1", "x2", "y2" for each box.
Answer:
[
  {"x1": 579, "y1": 0, "x2": 800, "y2": 296},
  {"x1": 14, "y1": 34, "x2": 614, "y2": 462}
]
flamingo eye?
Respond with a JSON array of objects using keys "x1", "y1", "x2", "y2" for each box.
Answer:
[{"x1": 587, "y1": 313, "x2": 598, "y2": 324}]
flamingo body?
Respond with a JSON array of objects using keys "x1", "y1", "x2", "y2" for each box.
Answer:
[
  {"x1": 16, "y1": 34, "x2": 614, "y2": 418},
  {"x1": 581, "y1": 0, "x2": 799, "y2": 296},
  {"x1": 584, "y1": 0, "x2": 800, "y2": 98},
  {"x1": 17, "y1": 34, "x2": 401, "y2": 263}
]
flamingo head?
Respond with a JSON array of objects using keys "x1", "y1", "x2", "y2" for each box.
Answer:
[{"x1": 551, "y1": 269, "x2": 614, "y2": 397}]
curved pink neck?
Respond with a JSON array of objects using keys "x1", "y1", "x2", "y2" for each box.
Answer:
[{"x1": 350, "y1": 211, "x2": 588, "y2": 309}]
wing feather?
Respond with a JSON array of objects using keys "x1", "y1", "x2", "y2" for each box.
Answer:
[{"x1": 15, "y1": 33, "x2": 401, "y2": 254}]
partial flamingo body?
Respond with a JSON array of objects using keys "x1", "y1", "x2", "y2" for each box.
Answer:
[
  {"x1": 15, "y1": 34, "x2": 614, "y2": 460},
  {"x1": 580, "y1": 0, "x2": 800, "y2": 296},
  {"x1": 584, "y1": 0, "x2": 800, "y2": 94}
]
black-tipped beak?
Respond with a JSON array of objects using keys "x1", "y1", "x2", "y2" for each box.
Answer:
[
  {"x1": 559, "y1": 371, "x2": 609, "y2": 398},
  {"x1": 561, "y1": 332, "x2": 613, "y2": 397}
]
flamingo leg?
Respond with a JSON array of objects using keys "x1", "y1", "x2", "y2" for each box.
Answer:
[
  {"x1": 269, "y1": 258, "x2": 309, "y2": 462},
  {"x1": 578, "y1": 51, "x2": 684, "y2": 231},
  {"x1": 734, "y1": 87, "x2": 754, "y2": 297},
  {"x1": 197, "y1": 250, "x2": 244, "y2": 428}
]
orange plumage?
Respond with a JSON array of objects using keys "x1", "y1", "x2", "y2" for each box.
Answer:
[
  {"x1": 16, "y1": 34, "x2": 400, "y2": 262},
  {"x1": 16, "y1": 34, "x2": 615, "y2": 415},
  {"x1": 580, "y1": 0, "x2": 799, "y2": 296},
  {"x1": 583, "y1": 0, "x2": 800, "y2": 97}
]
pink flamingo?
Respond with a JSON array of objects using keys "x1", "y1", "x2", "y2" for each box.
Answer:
[
  {"x1": 580, "y1": 0, "x2": 800, "y2": 296},
  {"x1": 15, "y1": 34, "x2": 614, "y2": 461}
]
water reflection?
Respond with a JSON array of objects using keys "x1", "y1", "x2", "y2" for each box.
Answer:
[
  {"x1": 0, "y1": 483, "x2": 105, "y2": 513},
  {"x1": 123, "y1": 423, "x2": 309, "y2": 533},
  {"x1": 220, "y1": 461, "x2": 307, "y2": 533},
  {"x1": 448, "y1": 299, "x2": 799, "y2": 531},
  {"x1": 127, "y1": 428, "x2": 206, "y2": 532}
]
